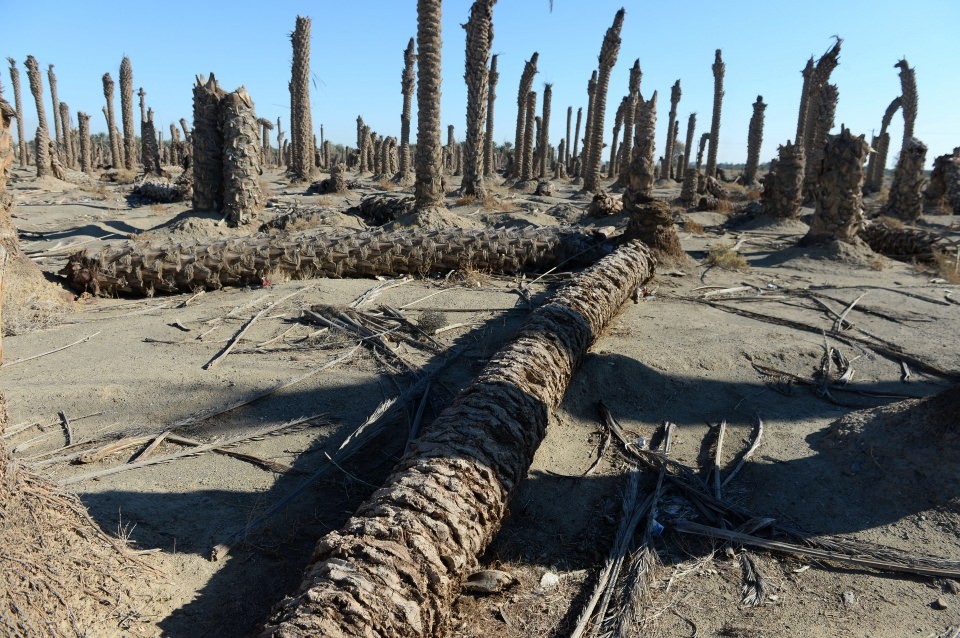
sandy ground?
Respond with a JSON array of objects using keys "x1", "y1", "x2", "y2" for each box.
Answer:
[{"x1": 3, "y1": 164, "x2": 960, "y2": 637}]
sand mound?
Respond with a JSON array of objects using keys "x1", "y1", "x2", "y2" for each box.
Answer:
[{"x1": 389, "y1": 205, "x2": 483, "y2": 230}]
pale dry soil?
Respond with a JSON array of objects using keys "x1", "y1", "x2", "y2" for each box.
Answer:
[{"x1": 3, "y1": 165, "x2": 960, "y2": 637}]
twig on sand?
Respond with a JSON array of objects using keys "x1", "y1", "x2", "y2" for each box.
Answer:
[
  {"x1": 712, "y1": 420, "x2": 726, "y2": 500},
  {"x1": 832, "y1": 292, "x2": 868, "y2": 332},
  {"x1": 350, "y1": 277, "x2": 411, "y2": 308},
  {"x1": 203, "y1": 305, "x2": 272, "y2": 370},
  {"x1": 0, "y1": 332, "x2": 102, "y2": 370},
  {"x1": 722, "y1": 416, "x2": 764, "y2": 488}
]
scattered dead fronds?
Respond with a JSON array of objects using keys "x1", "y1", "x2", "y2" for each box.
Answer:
[{"x1": 455, "y1": 194, "x2": 477, "y2": 206}]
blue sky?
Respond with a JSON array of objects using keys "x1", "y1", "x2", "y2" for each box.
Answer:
[{"x1": 3, "y1": 0, "x2": 958, "y2": 167}]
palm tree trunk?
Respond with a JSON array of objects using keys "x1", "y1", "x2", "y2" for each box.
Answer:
[
  {"x1": 191, "y1": 74, "x2": 225, "y2": 211},
  {"x1": 461, "y1": 0, "x2": 495, "y2": 198},
  {"x1": 399, "y1": 38, "x2": 416, "y2": 180},
  {"x1": 884, "y1": 137, "x2": 927, "y2": 221},
  {"x1": 616, "y1": 59, "x2": 641, "y2": 187},
  {"x1": 865, "y1": 97, "x2": 901, "y2": 193},
  {"x1": 741, "y1": 95, "x2": 766, "y2": 185},
  {"x1": 77, "y1": 111, "x2": 91, "y2": 173},
  {"x1": 682, "y1": 112, "x2": 695, "y2": 177},
  {"x1": 102, "y1": 73, "x2": 122, "y2": 169},
  {"x1": 607, "y1": 98, "x2": 625, "y2": 179},
  {"x1": 705, "y1": 49, "x2": 724, "y2": 179},
  {"x1": 47, "y1": 64, "x2": 63, "y2": 161},
  {"x1": 24, "y1": 56, "x2": 50, "y2": 178},
  {"x1": 538, "y1": 83, "x2": 552, "y2": 179},
  {"x1": 511, "y1": 53, "x2": 538, "y2": 179},
  {"x1": 795, "y1": 57, "x2": 814, "y2": 142},
  {"x1": 6, "y1": 59, "x2": 28, "y2": 166},
  {"x1": 580, "y1": 71, "x2": 597, "y2": 181},
  {"x1": 141, "y1": 108, "x2": 162, "y2": 176},
  {"x1": 290, "y1": 16, "x2": 313, "y2": 182},
  {"x1": 762, "y1": 139, "x2": 805, "y2": 219},
  {"x1": 483, "y1": 54, "x2": 499, "y2": 177},
  {"x1": 662, "y1": 79, "x2": 681, "y2": 180},
  {"x1": 804, "y1": 126, "x2": 870, "y2": 244},
  {"x1": 220, "y1": 88, "x2": 263, "y2": 227},
  {"x1": 520, "y1": 90, "x2": 537, "y2": 181},
  {"x1": 564, "y1": 105, "x2": 572, "y2": 171},
  {"x1": 800, "y1": 39, "x2": 842, "y2": 198},
  {"x1": 571, "y1": 106, "x2": 582, "y2": 174},
  {"x1": 259, "y1": 238, "x2": 655, "y2": 637},
  {"x1": 583, "y1": 9, "x2": 624, "y2": 192},
  {"x1": 803, "y1": 83, "x2": 839, "y2": 202},
  {"x1": 58, "y1": 101, "x2": 73, "y2": 169},
  {"x1": 894, "y1": 59, "x2": 918, "y2": 157},
  {"x1": 119, "y1": 57, "x2": 136, "y2": 170},
  {"x1": 414, "y1": 0, "x2": 445, "y2": 210}
]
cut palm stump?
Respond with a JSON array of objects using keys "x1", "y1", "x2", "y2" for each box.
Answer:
[
  {"x1": 259, "y1": 239, "x2": 655, "y2": 637},
  {"x1": 61, "y1": 225, "x2": 611, "y2": 297}
]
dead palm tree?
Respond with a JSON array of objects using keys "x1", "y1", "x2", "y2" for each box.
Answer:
[
  {"x1": 681, "y1": 112, "x2": 696, "y2": 177},
  {"x1": 140, "y1": 108, "x2": 161, "y2": 175},
  {"x1": 705, "y1": 49, "x2": 724, "y2": 178},
  {"x1": 399, "y1": 37, "x2": 416, "y2": 180},
  {"x1": 662, "y1": 79, "x2": 681, "y2": 179},
  {"x1": 608, "y1": 98, "x2": 625, "y2": 179},
  {"x1": 617, "y1": 59, "x2": 641, "y2": 186},
  {"x1": 102, "y1": 73, "x2": 122, "y2": 168},
  {"x1": 290, "y1": 16, "x2": 313, "y2": 181},
  {"x1": 865, "y1": 97, "x2": 901, "y2": 193},
  {"x1": 741, "y1": 95, "x2": 766, "y2": 185},
  {"x1": 58, "y1": 101, "x2": 73, "y2": 168},
  {"x1": 46, "y1": 65, "x2": 63, "y2": 161},
  {"x1": 461, "y1": 0, "x2": 496, "y2": 198},
  {"x1": 77, "y1": 111, "x2": 91, "y2": 173},
  {"x1": 895, "y1": 59, "x2": 918, "y2": 156},
  {"x1": 512, "y1": 52, "x2": 538, "y2": 179},
  {"x1": 257, "y1": 117, "x2": 274, "y2": 168},
  {"x1": 6, "y1": 59, "x2": 28, "y2": 166},
  {"x1": 219, "y1": 87, "x2": 263, "y2": 226},
  {"x1": 800, "y1": 39, "x2": 842, "y2": 197},
  {"x1": 119, "y1": 57, "x2": 135, "y2": 170},
  {"x1": 564, "y1": 105, "x2": 572, "y2": 170},
  {"x1": 414, "y1": 0, "x2": 445, "y2": 211},
  {"x1": 571, "y1": 106, "x2": 582, "y2": 173},
  {"x1": 803, "y1": 83, "x2": 839, "y2": 202},
  {"x1": 885, "y1": 137, "x2": 926, "y2": 221},
  {"x1": 795, "y1": 57, "x2": 814, "y2": 142},
  {"x1": 484, "y1": 54, "x2": 498, "y2": 176},
  {"x1": 762, "y1": 140, "x2": 805, "y2": 219},
  {"x1": 520, "y1": 90, "x2": 537, "y2": 181},
  {"x1": 583, "y1": 8, "x2": 624, "y2": 192},
  {"x1": 192, "y1": 74, "x2": 225, "y2": 211},
  {"x1": 580, "y1": 71, "x2": 597, "y2": 180},
  {"x1": 803, "y1": 126, "x2": 870, "y2": 244},
  {"x1": 24, "y1": 56, "x2": 50, "y2": 177},
  {"x1": 538, "y1": 82, "x2": 552, "y2": 178}
]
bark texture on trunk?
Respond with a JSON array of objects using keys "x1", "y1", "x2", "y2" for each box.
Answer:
[
  {"x1": 259, "y1": 238, "x2": 654, "y2": 638},
  {"x1": 399, "y1": 37, "x2": 416, "y2": 180},
  {"x1": 62, "y1": 225, "x2": 611, "y2": 297},
  {"x1": 803, "y1": 82, "x2": 838, "y2": 201},
  {"x1": 564, "y1": 105, "x2": 572, "y2": 170},
  {"x1": 538, "y1": 83, "x2": 552, "y2": 179},
  {"x1": 119, "y1": 57, "x2": 136, "y2": 170},
  {"x1": 800, "y1": 39, "x2": 842, "y2": 199},
  {"x1": 924, "y1": 148, "x2": 960, "y2": 214},
  {"x1": 77, "y1": 111, "x2": 91, "y2": 173},
  {"x1": 705, "y1": 49, "x2": 724, "y2": 178},
  {"x1": 520, "y1": 91, "x2": 537, "y2": 181},
  {"x1": 102, "y1": 73, "x2": 121, "y2": 169},
  {"x1": 896, "y1": 59, "x2": 917, "y2": 147},
  {"x1": 191, "y1": 74, "x2": 225, "y2": 211},
  {"x1": 865, "y1": 97, "x2": 901, "y2": 193},
  {"x1": 804, "y1": 127, "x2": 870, "y2": 243},
  {"x1": 580, "y1": 71, "x2": 597, "y2": 180},
  {"x1": 47, "y1": 65, "x2": 63, "y2": 159},
  {"x1": 140, "y1": 108, "x2": 162, "y2": 176},
  {"x1": 884, "y1": 137, "x2": 927, "y2": 222},
  {"x1": 484, "y1": 54, "x2": 498, "y2": 177},
  {"x1": 583, "y1": 8, "x2": 624, "y2": 192},
  {"x1": 6, "y1": 59, "x2": 28, "y2": 166},
  {"x1": 617, "y1": 59, "x2": 641, "y2": 187},
  {"x1": 512, "y1": 53, "x2": 538, "y2": 179},
  {"x1": 762, "y1": 139, "x2": 805, "y2": 219},
  {"x1": 662, "y1": 79, "x2": 681, "y2": 180},
  {"x1": 681, "y1": 112, "x2": 695, "y2": 177},
  {"x1": 608, "y1": 99, "x2": 625, "y2": 179},
  {"x1": 58, "y1": 101, "x2": 73, "y2": 168},
  {"x1": 461, "y1": 0, "x2": 495, "y2": 198},
  {"x1": 290, "y1": 16, "x2": 313, "y2": 182},
  {"x1": 742, "y1": 95, "x2": 766, "y2": 185},
  {"x1": 796, "y1": 57, "x2": 814, "y2": 142},
  {"x1": 220, "y1": 87, "x2": 263, "y2": 226},
  {"x1": 414, "y1": 0, "x2": 445, "y2": 210},
  {"x1": 571, "y1": 106, "x2": 582, "y2": 174},
  {"x1": 25, "y1": 56, "x2": 50, "y2": 177}
]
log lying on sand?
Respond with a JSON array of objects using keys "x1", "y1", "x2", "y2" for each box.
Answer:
[
  {"x1": 61, "y1": 226, "x2": 611, "y2": 297},
  {"x1": 260, "y1": 239, "x2": 655, "y2": 637}
]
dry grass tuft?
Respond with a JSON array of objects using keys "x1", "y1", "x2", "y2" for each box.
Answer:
[
  {"x1": 259, "y1": 178, "x2": 275, "y2": 199},
  {"x1": 934, "y1": 247, "x2": 960, "y2": 283},
  {"x1": 869, "y1": 256, "x2": 886, "y2": 271},
  {"x1": 715, "y1": 199, "x2": 737, "y2": 214},
  {"x1": 101, "y1": 168, "x2": 138, "y2": 185},
  {"x1": 378, "y1": 179, "x2": 396, "y2": 192},
  {"x1": 454, "y1": 194, "x2": 477, "y2": 206},
  {"x1": 79, "y1": 182, "x2": 111, "y2": 200},
  {"x1": 746, "y1": 189, "x2": 762, "y2": 200},
  {"x1": 705, "y1": 244, "x2": 750, "y2": 270},
  {"x1": 2, "y1": 268, "x2": 70, "y2": 336},
  {"x1": 685, "y1": 219, "x2": 705, "y2": 234},
  {"x1": 416, "y1": 310, "x2": 448, "y2": 333},
  {"x1": 481, "y1": 193, "x2": 516, "y2": 212}
]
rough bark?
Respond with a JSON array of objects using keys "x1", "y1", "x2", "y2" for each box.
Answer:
[
  {"x1": 47, "y1": 65, "x2": 63, "y2": 160},
  {"x1": 102, "y1": 73, "x2": 122, "y2": 169},
  {"x1": 220, "y1": 87, "x2": 263, "y2": 227},
  {"x1": 705, "y1": 49, "x2": 724, "y2": 178},
  {"x1": 796, "y1": 57, "x2": 815, "y2": 142},
  {"x1": 397, "y1": 37, "x2": 416, "y2": 180},
  {"x1": 58, "y1": 101, "x2": 73, "y2": 169},
  {"x1": 538, "y1": 83, "x2": 552, "y2": 179},
  {"x1": 804, "y1": 126, "x2": 870, "y2": 244},
  {"x1": 564, "y1": 105, "x2": 572, "y2": 171},
  {"x1": 6, "y1": 59, "x2": 28, "y2": 166},
  {"x1": 679, "y1": 167, "x2": 697, "y2": 205},
  {"x1": 583, "y1": 8, "x2": 624, "y2": 192},
  {"x1": 511, "y1": 52, "x2": 538, "y2": 179},
  {"x1": 520, "y1": 91, "x2": 537, "y2": 182},
  {"x1": 257, "y1": 117, "x2": 274, "y2": 168},
  {"x1": 865, "y1": 97, "x2": 901, "y2": 193},
  {"x1": 800, "y1": 39, "x2": 842, "y2": 198},
  {"x1": 140, "y1": 108, "x2": 162, "y2": 176},
  {"x1": 461, "y1": 0, "x2": 495, "y2": 197},
  {"x1": 742, "y1": 95, "x2": 766, "y2": 185},
  {"x1": 414, "y1": 0, "x2": 445, "y2": 210},
  {"x1": 803, "y1": 83, "x2": 839, "y2": 202},
  {"x1": 608, "y1": 99, "x2": 625, "y2": 179},
  {"x1": 119, "y1": 57, "x2": 135, "y2": 170},
  {"x1": 290, "y1": 16, "x2": 313, "y2": 181},
  {"x1": 884, "y1": 137, "x2": 927, "y2": 222},
  {"x1": 571, "y1": 107, "x2": 582, "y2": 174},
  {"x1": 681, "y1": 112, "x2": 695, "y2": 177},
  {"x1": 617, "y1": 59, "x2": 641, "y2": 187},
  {"x1": 925, "y1": 149, "x2": 960, "y2": 214},
  {"x1": 63, "y1": 225, "x2": 612, "y2": 297},
  {"x1": 662, "y1": 79, "x2": 681, "y2": 180},
  {"x1": 580, "y1": 71, "x2": 597, "y2": 180},
  {"x1": 77, "y1": 111, "x2": 91, "y2": 173},
  {"x1": 446, "y1": 125, "x2": 455, "y2": 174},
  {"x1": 896, "y1": 59, "x2": 917, "y2": 148},
  {"x1": 258, "y1": 237, "x2": 654, "y2": 637},
  {"x1": 191, "y1": 74, "x2": 225, "y2": 211},
  {"x1": 24, "y1": 57, "x2": 51, "y2": 177},
  {"x1": 761, "y1": 139, "x2": 805, "y2": 219},
  {"x1": 696, "y1": 132, "x2": 708, "y2": 172},
  {"x1": 483, "y1": 54, "x2": 498, "y2": 177}
]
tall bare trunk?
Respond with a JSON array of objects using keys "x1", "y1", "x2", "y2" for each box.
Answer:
[
  {"x1": 141, "y1": 108, "x2": 162, "y2": 176},
  {"x1": 119, "y1": 57, "x2": 135, "y2": 170},
  {"x1": 77, "y1": 111, "x2": 91, "y2": 173},
  {"x1": 538, "y1": 83, "x2": 552, "y2": 179},
  {"x1": 583, "y1": 10, "x2": 624, "y2": 191},
  {"x1": 414, "y1": 0, "x2": 445, "y2": 210},
  {"x1": 102, "y1": 73, "x2": 122, "y2": 169},
  {"x1": 6, "y1": 59, "x2": 28, "y2": 166},
  {"x1": 564, "y1": 105, "x2": 572, "y2": 170},
  {"x1": 682, "y1": 112, "x2": 695, "y2": 176},
  {"x1": 885, "y1": 137, "x2": 927, "y2": 221},
  {"x1": 258, "y1": 237, "x2": 654, "y2": 637},
  {"x1": 220, "y1": 87, "x2": 263, "y2": 227},
  {"x1": 24, "y1": 56, "x2": 50, "y2": 177},
  {"x1": 484, "y1": 54, "x2": 498, "y2": 177},
  {"x1": 895, "y1": 59, "x2": 918, "y2": 156},
  {"x1": 865, "y1": 97, "x2": 901, "y2": 193},
  {"x1": 803, "y1": 83, "x2": 839, "y2": 202},
  {"x1": 57, "y1": 101, "x2": 72, "y2": 169},
  {"x1": 804, "y1": 126, "x2": 870, "y2": 244},
  {"x1": 290, "y1": 16, "x2": 313, "y2": 181},
  {"x1": 571, "y1": 106, "x2": 582, "y2": 173},
  {"x1": 616, "y1": 59, "x2": 641, "y2": 187},
  {"x1": 796, "y1": 57, "x2": 815, "y2": 142},
  {"x1": 662, "y1": 79, "x2": 681, "y2": 180},
  {"x1": 47, "y1": 64, "x2": 63, "y2": 160},
  {"x1": 399, "y1": 37, "x2": 416, "y2": 180},
  {"x1": 191, "y1": 74, "x2": 225, "y2": 211},
  {"x1": 801, "y1": 39, "x2": 842, "y2": 199},
  {"x1": 608, "y1": 99, "x2": 625, "y2": 179},
  {"x1": 742, "y1": 95, "x2": 766, "y2": 185},
  {"x1": 762, "y1": 139, "x2": 805, "y2": 219},
  {"x1": 580, "y1": 71, "x2": 597, "y2": 181},
  {"x1": 705, "y1": 49, "x2": 724, "y2": 178},
  {"x1": 512, "y1": 52, "x2": 538, "y2": 179},
  {"x1": 520, "y1": 90, "x2": 537, "y2": 181},
  {"x1": 461, "y1": 0, "x2": 495, "y2": 198}
]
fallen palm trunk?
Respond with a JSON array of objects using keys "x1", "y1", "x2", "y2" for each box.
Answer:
[
  {"x1": 260, "y1": 240, "x2": 655, "y2": 637},
  {"x1": 62, "y1": 226, "x2": 611, "y2": 297}
]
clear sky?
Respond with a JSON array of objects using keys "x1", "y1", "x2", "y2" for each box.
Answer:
[{"x1": 3, "y1": 0, "x2": 958, "y2": 168}]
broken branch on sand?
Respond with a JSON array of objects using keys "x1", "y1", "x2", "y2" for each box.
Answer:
[{"x1": 0, "y1": 332, "x2": 102, "y2": 370}]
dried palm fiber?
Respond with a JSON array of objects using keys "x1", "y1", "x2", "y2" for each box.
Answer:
[
  {"x1": 354, "y1": 193, "x2": 415, "y2": 225},
  {"x1": 925, "y1": 148, "x2": 960, "y2": 213},
  {"x1": 6, "y1": 59, "x2": 28, "y2": 166},
  {"x1": 580, "y1": 70, "x2": 598, "y2": 180},
  {"x1": 859, "y1": 218, "x2": 949, "y2": 260},
  {"x1": 24, "y1": 56, "x2": 50, "y2": 177},
  {"x1": 800, "y1": 39, "x2": 842, "y2": 199},
  {"x1": 741, "y1": 95, "x2": 766, "y2": 185},
  {"x1": 46, "y1": 64, "x2": 63, "y2": 161},
  {"x1": 461, "y1": 0, "x2": 495, "y2": 197},
  {"x1": 762, "y1": 139, "x2": 805, "y2": 219},
  {"x1": 679, "y1": 168, "x2": 697, "y2": 205},
  {"x1": 617, "y1": 59, "x2": 641, "y2": 186},
  {"x1": 414, "y1": 0, "x2": 445, "y2": 211},
  {"x1": 62, "y1": 225, "x2": 613, "y2": 297},
  {"x1": 219, "y1": 87, "x2": 263, "y2": 226},
  {"x1": 587, "y1": 190, "x2": 622, "y2": 217},
  {"x1": 258, "y1": 236, "x2": 654, "y2": 637},
  {"x1": 289, "y1": 16, "x2": 313, "y2": 181},
  {"x1": 520, "y1": 91, "x2": 537, "y2": 181},
  {"x1": 865, "y1": 97, "x2": 901, "y2": 193},
  {"x1": 662, "y1": 79, "x2": 681, "y2": 179},
  {"x1": 583, "y1": 9, "x2": 624, "y2": 192},
  {"x1": 483, "y1": 53, "x2": 499, "y2": 177},
  {"x1": 57, "y1": 101, "x2": 73, "y2": 168},
  {"x1": 119, "y1": 56, "x2": 135, "y2": 169},
  {"x1": 705, "y1": 49, "x2": 725, "y2": 178},
  {"x1": 512, "y1": 52, "x2": 538, "y2": 178},
  {"x1": 192, "y1": 73, "x2": 225, "y2": 211},
  {"x1": 140, "y1": 108, "x2": 162, "y2": 176},
  {"x1": 884, "y1": 137, "x2": 927, "y2": 221},
  {"x1": 101, "y1": 73, "x2": 122, "y2": 168},
  {"x1": 623, "y1": 92, "x2": 681, "y2": 258},
  {"x1": 538, "y1": 82, "x2": 552, "y2": 179},
  {"x1": 306, "y1": 162, "x2": 347, "y2": 195},
  {"x1": 608, "y1": 99, "x2": 626, "y2": 179},
  {"x1": 131, "y1": 171, "x2": 192, "y2": 204},
  {"x1": 571, "y1": 106, "x2": 582, "y2": 174},
  {"x1": 564, "y1": 104, "x2": 572, "y2": 169},
  {"x1": 804, "y1": 126, "x2": 870, "y2": 243},
  {"x1": 77, "y1": 111, "x2": 91, "y2": 173}
]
